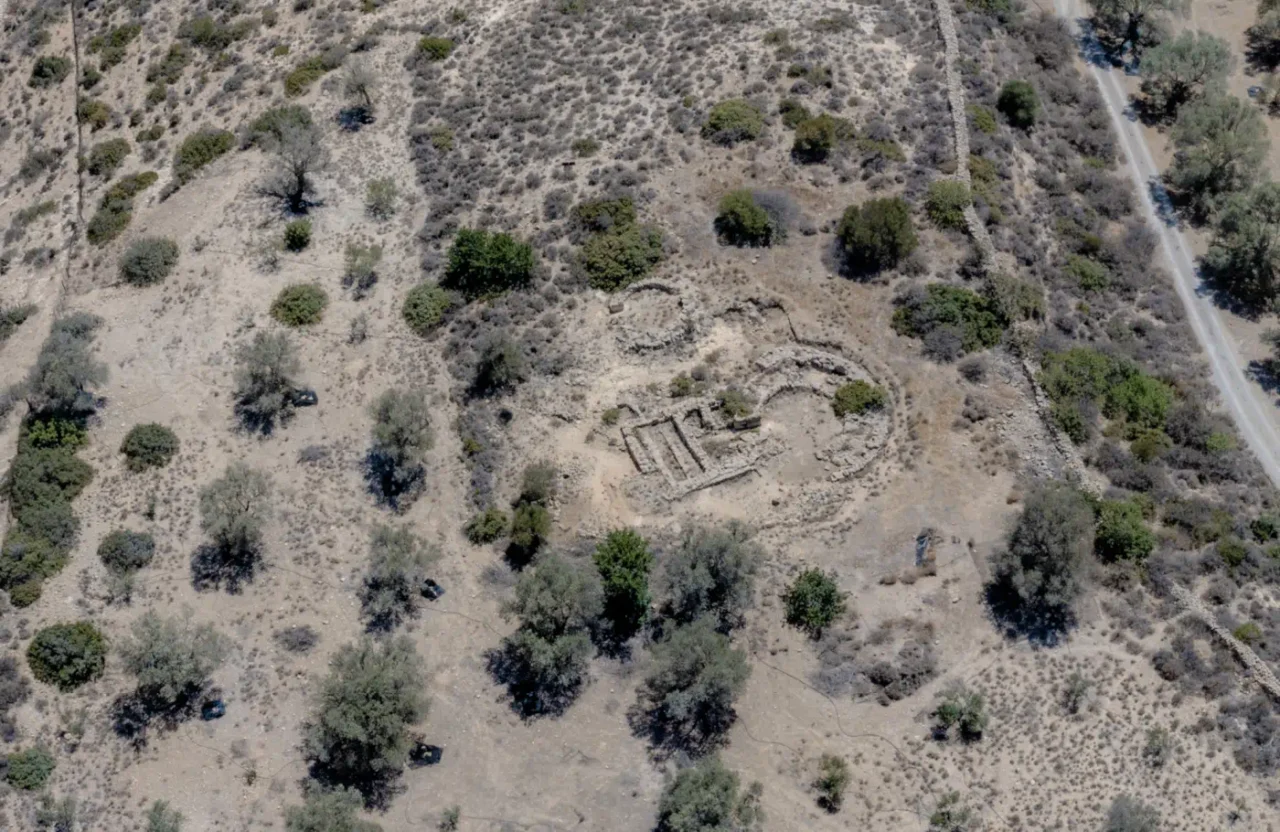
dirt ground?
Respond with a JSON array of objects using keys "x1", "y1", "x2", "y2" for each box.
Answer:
[{"x1": 0, "y1": 0, "x2": 1277, "y2": 830}]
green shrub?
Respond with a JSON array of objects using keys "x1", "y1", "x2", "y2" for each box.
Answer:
[
  {"x1": 23, "y1": 416, "x2": 87, "y2": 451},
  {"x1": 715, "y1": 190, "x2": 775, "y2": 247},
  {"x1": 572, "y1": 197, "x2": 636, "y2": 233},
  {"x1": 6, "y1": 747, "x2": 55, "y2": 789},
  {"x1": 703, "y1": 99, "x2": 764, "y2": 145},
  {"x1": 1065, "y1": 255, "x2": 1111, "y2": 291},
  {"x1": 145, "y1": 44, "x2": 191, "y2": 85},
  {"x1": 270, "y1": 284, "x2": 328, "y2": 327},
  {"x1": 85, "y1": 138, "x2": 131, "y2": 177},
  {"x1": 29, "y1": 55, "x2": 71, "y2": 88},
  {"x1": 471, "y1": 333, "x2": 527, "y2": 396},
  {"x1": 594, "y1": 528, "x2": 654, "y2": 638},
  {"x1": 1251, "y1": 515, "x2": 1279, "y2": 542},
  {"x1": 77, "y1": 98, "x2": 112, "y2": 130},
  {"x1": 174, "y1": 129, "x2": 234, "y2": 183},
  {"x1": 146, "y1": 801, "x2": 184, "y2": 832},
  {"x1": 1218, "y1": 536, "x2": 1248, "y2": 567},
  {"x1": 98, "y1": 530, "x2": 156, "y2": 573},
  {"x1": 832, "y1": 380, "x2": 887, "y2": 417},
  {"x1": 509, "y1": 502, "x2": 551, "y2": 554},
  {"x1": 1038, "y1": 348, "x2": 1173, "y2": 440},
  {"x1": 783, "y1": 569, "x2": 846, "y2": 637},
  {"x1": 968, "y1": 104, "x2": 998, "y2": 134},
  {"x1": 933, "y1": 683, "x2": 988, "y2": 740},
  {"x1": 119, "y1": 237, "x2": 180, "y2": 286},
  {"x1": 571, "y1": 137, "x2": 600, "y2": 157},
  {"x1": 925, "y1": 180, "x2": 972, "y2": 230},
  {"x1": 87, "y1": 171, "x2": 158, "y2": 246},
  {"x1": 837, "y1": 197, "x2": 918, "y2": 274},
  {"x1": 793, "y1": 113, "x2": 854, "y2": 161},
  {"x1": 284, "y1": 54, "x2": 341, "y2": 97},
  {"x1": 814, "y1": 754, "x2": 850, "y2": 812},
  {"x1": 443, "y1": 229, "x2": 536, "y2": 298},
  {"x1": 177, "y1": 15, "x2": 254, "y2": 52},
  {"x1": 1233, "y1": 621, "x2": 1262, "y2": 643},
  {"x1": 718, "y1": 387, "x2": 753, "y2": 419},
  {"x1": 1095, "y1": 499, "x2": 1155, "y2": 562},
  {"x1": 0, "y1": 303, "x2": 38, "y2": 343},
  {"x1": 244, "y1": 105, "x2": 313, "y2": 148},
  {"x1": 27, "y1": 622, "x2": 107, "y2": 690},
  {"x1": 997, "y1": 80, "x2": 1040, "y2": 129},
  {"x1": 1130, "y1": 428, "x2": 1172, "y2": 462},
  {"x1": 283, "y1": 219, "x2": 312, "y2": 252},
  {"x1": 892, "y1": 284, "x2": 1007, "y2": 356},
  {"x1": 285, "y1": 788, "x2": 374, "y2": 832},
  {"x1": 465, "y1": 507, "x2": 509, "y2": 544},
  {"x1": 402, "y1": 283, "x2": 458, "y2": 336},
  {"x1": 418, "y1": 36, "x2": 455, "y2": 60},
  {"x1": 89, "y1": 23, "x2": 142, "y2": 69},
  {"x1": 120, "y1": 423, "x2": 179, "y2": 471},
  {"x1": 13, "y1": 201, "x2": 57, "y2": 230},
  {"x1": 779, "y1": 97, "x2": 812, "y2": 129},
  {"x1": 577, "y1": 224, "x2": 665, "y2": 291}
]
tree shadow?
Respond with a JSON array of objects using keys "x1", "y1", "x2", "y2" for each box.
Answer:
[
  {"x1": 982, "y1": 577, "x2": 1076, "y2": 647},
  {"x1": 191, "y1": 543, "x2": 263, "y2": 593},
  {"x1": 234, "y1": 400, "x2": 294, "y2": 437},
  {"x1": 1245, "y1": 25, "x2": 1280, "y2": 74},
  {"x1": 305, "y1": 760, "x2": 404, "y2": 811},
  {"x1": 626, "y1": 699, "x2": 734, "y2": 760},
  {"x1": 1246, "y1": 360, "x2": 1280, "y2": 402},
  {"x1": 336, "y1": 106, "x2": 376, "y2": 132},
  {"x1": 109, "y1": 689, "x2": 203, "y2": 749},
  {"x1": 484, "y1": 642, "x2": 585, "y2": 720},
  {"x1": 362, "y1": 451, "x2": 423, "y2": 512}
]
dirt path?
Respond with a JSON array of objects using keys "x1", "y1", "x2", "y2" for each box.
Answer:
[{"x1": 1057, "y1": 0, "x2": 1280, "y2": 489}]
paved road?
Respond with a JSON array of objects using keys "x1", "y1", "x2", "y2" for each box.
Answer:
[{"x1": 1057, "y1": 0, "x2": 1280, "y2": 489}]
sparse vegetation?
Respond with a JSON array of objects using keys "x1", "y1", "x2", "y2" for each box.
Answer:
[
  {"x1": 813, "y1": 754, "x2": 850, "y2": 812},
  {"x1": 924, "y1": 180, "x2": 972, "y2": 230},
  {"x1": 933, "y1": 683, "x2": 988, "y2": 741}
]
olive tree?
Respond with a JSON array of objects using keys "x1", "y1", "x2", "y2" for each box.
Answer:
[
  {"x1": 199, "y1": 463, "x2": 272, "y2": 557},
  {"x1": 360, "y1": 524, "x2": 438, "y2": 631},
  {"x1": 986, "y1": 481, "x2": 1095, "y2": 638},
  {"x1": 1203, "y1": 182, "x2": 1280, "y2": 308},
  {"x1": 491, "y1": 554, "x2": 602, "y2": 716},
  {"x1": 366, "y1": 387, "x2": 433, "y2": 507},
  {"x1": 638, "y1": 617, "x2": 750, "y2": 751},
  {"x1": 656, "y1": 756, "x2": 763, "y2": 832},
  {"x1": 119, "y1": 612, "x2": 229, "y2": 710},
  {"x1": 1089, "y1": 0, "x2": 1187, "y2": 55},
  {"x1": 303, "y1": 636, "x2": 427, "y2": 797},
  {"x1": 1166, "y1": 93, "x2": 1269, "y2": 219},
  {"x1": 1139, "y1": 31, "x2": 1232, "y2": 116},
  {"x1": 262, "y1": 122, "x2": 328, "y2": 213},
  {"x1": 662, "y1": 522, "x2": 761, "y2": 633},
  {"x1": 342, "y1": 61, "x2": 377, "y2": 123},
  {"x1": 233, "y1": 331, "x2": 301, "y2": 433}
]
